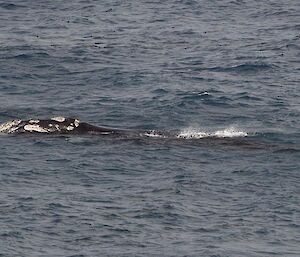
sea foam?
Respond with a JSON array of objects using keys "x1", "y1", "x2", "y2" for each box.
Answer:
[{"x1": 177, "y1": 127, "x2": 248, "y2": 139}]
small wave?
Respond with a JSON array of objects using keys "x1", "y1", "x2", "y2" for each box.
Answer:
[
  {"x1": 0, "y1": 3, "x2": 24, "y2": 10},
  {"x1": 208, "y1": 63, "x2": 274, "y2": 73},
  {"x1": 177, "y1": 127, "x2": 248, "y2": 139},
  {"x1": 12, "y1": 52, "x2": 50, "y2": 60}
]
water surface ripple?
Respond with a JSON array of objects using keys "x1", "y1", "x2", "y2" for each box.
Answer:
[{"x1": 0, "y1": 0, "x2": 299, "y2": 256}]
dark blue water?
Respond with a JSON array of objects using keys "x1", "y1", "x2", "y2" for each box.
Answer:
[{"x1": 0, "y1": 1, "x2": 299, "y2": 256}]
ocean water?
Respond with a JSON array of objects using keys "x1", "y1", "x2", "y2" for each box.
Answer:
[{"x1": 0, "y1": 0, "x2": 300, "y2": 256}]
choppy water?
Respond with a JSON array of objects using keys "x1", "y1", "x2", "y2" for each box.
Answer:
[{"x1": 0, "y1": 1, "x2": 300, "y2": 256}]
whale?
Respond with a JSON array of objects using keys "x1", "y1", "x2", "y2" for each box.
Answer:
[
  {"x1": 0, "y1": 116, "x2": 251, "y2": 142},
  {"x1": 0, "y1": 117, "x2": 292, "y2": 152},
  {"x1": 0, "y1": 117, "x2": 128, "y2": 135}
]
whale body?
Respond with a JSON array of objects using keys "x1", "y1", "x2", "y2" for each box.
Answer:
[
  {"x1": 0, "y1": 117, "x2": 126, "y2": 135},
  {"x1": 0, "y1": 116, "x2": 251, "y2": 144}
]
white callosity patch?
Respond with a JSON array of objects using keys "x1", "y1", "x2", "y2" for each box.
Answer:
[
  {"x1": 51, "y1": 116, "x2": 66, "y2": 122},
  {"x1": 47, "y1": 123, "x2": 61, "y2": 132},
  {"x1": 29, "y1": 120, "x2": 40, "y2": 124},
  {"x1": 0, "y1": 120, "x2": 22, "y2": 133},
  {"x1": 74, "y1": 119, "x2": 80, "y2": 127},
  {"x1": 24, "y1": 124, "x2": 48, "y2": 133},
  {"x1": 66, "y1": 126, "x2": 74, "y2": 131}
]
